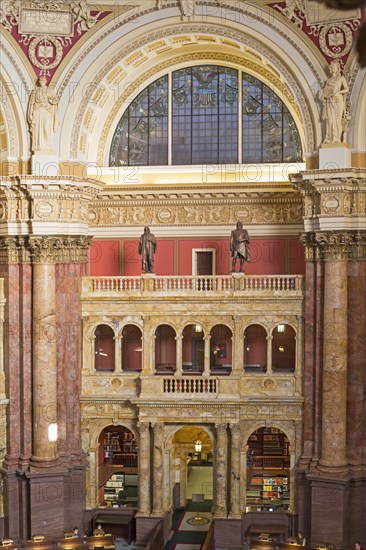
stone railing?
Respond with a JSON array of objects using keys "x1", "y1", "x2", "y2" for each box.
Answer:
[
  {"x1": 82, "y1": 274, "x2": 303, "y2": 296},
  {"x1": 163, "y1": 377, "x2": 218, "y2": 394}
]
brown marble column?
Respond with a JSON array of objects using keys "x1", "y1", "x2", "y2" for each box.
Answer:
[
  {"x1": 152, "y1": 422, "x2": 164, "y2": 515},
  {"x1": 229, "y1": 423, "x2": 241, "y2": 517},
  {"x1": 137, "y1": 421, "x2": 151, "y2": 515},
  {"x1": 214, "y1": 423, "x2": 228, "y2": 517},
  {"x1": 320, "y1": 257, "x2": 348, "y2": 468}
]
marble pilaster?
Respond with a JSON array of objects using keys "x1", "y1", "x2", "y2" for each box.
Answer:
[
  {"x1": 228, "y1": 423, "x2": 241, "y2": 518},
  {"x1": 137, "y1": 422, "x2": 151, "y2": 515},
  {"x1": 214, "y1": 423, "x2": 228, "y2": 517},
  {"x1": 152, "y1": 422, "x2": 164, "y2": 515}
]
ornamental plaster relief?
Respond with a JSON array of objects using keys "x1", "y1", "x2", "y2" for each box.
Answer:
[{"x1": 88, "y1": 195, "x2": 303, "y2": 227}]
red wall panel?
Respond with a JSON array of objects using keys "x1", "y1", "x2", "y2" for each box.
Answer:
[
  {"x1": 123, "y1": 239, "x2": 175, "y2": 276},
  {"x1": 90, "y1": 240, "x2": 120, "y2": 276},
  {"x1": 90, "y1": 236, "x2": 305, "y2": 276}
]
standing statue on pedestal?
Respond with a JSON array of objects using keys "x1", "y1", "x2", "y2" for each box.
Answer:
[
  {"x1": 231, "y1": 221, "x2": 250, "y2": 273},
  {"x1": 27, "y1": 76, "x2": 59, "y2": 153},
  {"x1": 319, "y1": 60, "x2": 349, "y2": 144},
  {"x1": 138, "y1": 226, "x2": 157, "y2": 273}
]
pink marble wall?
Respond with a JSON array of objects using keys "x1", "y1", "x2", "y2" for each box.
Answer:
[{"x1": 55, "y1": 263, "x2": 86, "y2": 460}]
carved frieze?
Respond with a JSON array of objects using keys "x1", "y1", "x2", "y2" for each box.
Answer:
[{"x1": 89, "y1": 195, "x2": 303, "y2": 227}]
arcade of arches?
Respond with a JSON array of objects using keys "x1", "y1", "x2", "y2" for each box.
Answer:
[{"x1": 0, "y1": 1, "x2": 365, "y2": 549}]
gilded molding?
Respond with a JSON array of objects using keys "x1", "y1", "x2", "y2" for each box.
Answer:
[{"x1": 28, "y1": 235, "x2": 92, "y2": 264}]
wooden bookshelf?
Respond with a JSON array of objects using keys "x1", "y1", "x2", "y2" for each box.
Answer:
[{"x1": 246, "y1": 428, "x2": 290, "y2": 511}]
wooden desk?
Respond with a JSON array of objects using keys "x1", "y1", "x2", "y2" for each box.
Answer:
[{"x1": 92, "y1": 512, "x2": 136, "y2": 544}]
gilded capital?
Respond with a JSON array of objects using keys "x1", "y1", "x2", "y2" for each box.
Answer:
[
  {"x1": 28, "y1": 235, "x2": 92, "y2": 264},
  {"x1": 0, "y1": 236, "x2": 30, "y2": 264},
  {"x1": 301, "y1": 231, "x2": 366, "y2": 261}
]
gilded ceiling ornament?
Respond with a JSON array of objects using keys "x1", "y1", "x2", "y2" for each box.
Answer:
[{"x1": 0, "y1": 0, "x2": 103, "y2": 78}]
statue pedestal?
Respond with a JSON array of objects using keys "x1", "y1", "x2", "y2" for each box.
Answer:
[
  {"x1": 31, "y1": 154, "x2": 59, "y2": 177},
  {"x1": 319, "y1": 143, "x2": 351, "y2": 170}
]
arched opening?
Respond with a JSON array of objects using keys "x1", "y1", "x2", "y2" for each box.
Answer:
[
  {"x1": 172, "y1": 426, "x2": 213, "y2": 512},
  {"x1": 121, "y1": 324, "x2": 142, "y2": 372},
  {"x1": 98, "y1": 425, "x2": 138, "y2": 507},
  {"x1": 210, "y1": 324, "x2": 232, "y2": 375},
  {"x1": 244, "y1": 324, "x2": 267, "y2": 373},
  {"x1": 94, "y1": 324, "x2": 115, "y2": 371},
  {"x1": 182, "y1": 324, "x2": 204, "y2": 374},
  {"x1": 246, "y1": 427, "x2": 290, "y2": 513},
  {"x1": 272, "y1": 324, "x2": 296, "y2": 373},
  {"x1": 155, "y1": 324, "x2": 176, "y2": 374}
]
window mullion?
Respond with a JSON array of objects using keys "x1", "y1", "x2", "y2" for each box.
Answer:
[
  {"x1": 238, "y1": 71, "x2": 242, "y2": 165},
  {"x1": 168, "y1": 72, "x2": 172, "y2": 165}
]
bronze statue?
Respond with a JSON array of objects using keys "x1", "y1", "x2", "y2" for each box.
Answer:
[
  {"x1": 231, "y1": 221, "x2": 250, "y2": 272},
  {"x1": 138, "y1": 226, "x2": 157, "y2": 273}
]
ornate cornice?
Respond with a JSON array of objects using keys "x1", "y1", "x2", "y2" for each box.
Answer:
[{"x1": 301, "y1": 230, "x2": 366, "y2": 260}]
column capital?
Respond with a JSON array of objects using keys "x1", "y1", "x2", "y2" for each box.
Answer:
[
  {"x1": 151, "y1": 422, "x2": 164, "y2": 434},
  {"x1": 215, "y1": 423, "x2": 227, "y2": 435},
  {"x1": 301, "y1": 231, "x2": 366, "y2": 261},
  {"x1": 28, "y1": 235, "x2": 92, "y2": 264},
  {"x1": 138, "y1": 421, "x2": 150, "y2": 432},
  {"x1": 229, "y1": 423, "x2": 241, "y2": 435},
  {"x1": 0, "y1": 236, "x2": 30, "y2": 263}
]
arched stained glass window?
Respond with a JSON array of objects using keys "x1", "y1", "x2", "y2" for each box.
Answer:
[
  {"x1": 242, "y1": 74, "x2": 302, "y2": 163},
  {"x1": 109, "y1": 66, "x2": 302, "y2": 166}
]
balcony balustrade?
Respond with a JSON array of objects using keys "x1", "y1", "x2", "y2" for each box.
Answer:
[{"x1": 82, "y1": 274, "x2": 304, "y2": 296}]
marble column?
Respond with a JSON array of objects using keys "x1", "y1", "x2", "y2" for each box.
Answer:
[
  {"x1": 152, "y1": 422, "x2": 164, "y2": 515},
  {"x1": 203, "y1": 335, "x2": 211, "y2": 375},
  {"x1": 320, "y1": 258, "x2": 348, "y2": 468},
  {"x1": 137, "y1": 421, "x2": 151, "y2": 515},
  {"x1": 214, "y1": 423, "x2": 228, "y2": 517},
  {"x1": 266, "y1": 334, "x2": 272, "y2": 374},
  {"x1": 175, "y1": 335, "x2": 182, "y2": 375},
  {"x1": 229, "y1": 423, "x2": 241, "y2": 517},
  {"x1": 231, "y1": 316, "x2": 243, "y2": 375},
  {"x1": 115, "y1": 334, "x2": 122, "y2": 371},
  {"x1": 179, "y1": 449, "x2": 187, "y2": 508},
  {"x1": 32, "y1": 261, "x2": 58, "y2": 462}
]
